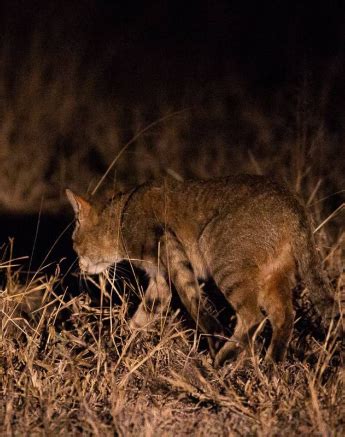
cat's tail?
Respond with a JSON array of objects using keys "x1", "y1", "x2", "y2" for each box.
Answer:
[{"x1": 293, "y1": 223, "x2": 338, "y2": 326}]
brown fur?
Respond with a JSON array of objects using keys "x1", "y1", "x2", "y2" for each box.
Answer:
[{"x1": 66, "y1": 175, "x2": 336, "y2": 366}]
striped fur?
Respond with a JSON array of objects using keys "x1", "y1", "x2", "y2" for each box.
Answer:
[{"x1": 66, "y1": 175, "x2": 337, "y2": 365}]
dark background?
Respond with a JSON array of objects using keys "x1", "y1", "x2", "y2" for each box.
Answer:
[{"x1": 2, "y1": 1, "x2": 345, "y2": 100}]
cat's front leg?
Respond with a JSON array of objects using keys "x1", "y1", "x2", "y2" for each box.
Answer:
[
  {"x1": 159, "y1": 231, "x2": 224, "y2": 358},
  {"x1": 129, "y1": 274, "x2": 171, "y2": 329}
]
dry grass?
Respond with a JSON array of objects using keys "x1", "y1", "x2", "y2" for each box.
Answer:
[{"x1": 1, "y1": 221, "x2": 344, "y2": 435}]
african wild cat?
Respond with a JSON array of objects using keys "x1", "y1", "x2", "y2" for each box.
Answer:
[{"x1": 66, "y1": 175, "x2": 336, "y2": 367}]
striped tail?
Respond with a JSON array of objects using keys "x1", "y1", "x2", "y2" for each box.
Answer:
[{"x1": 293, "y1": 226, "x2": 337, "y2": 325}]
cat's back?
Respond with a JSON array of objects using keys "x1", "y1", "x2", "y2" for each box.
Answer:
[
  {"x1": 125, "y1": 175, "x2": 305, "y2": 243},
  {"x1": 121, "y1": 175, "x2": 303, "y2": 227},
  {"x1": 156, "y1": 174, "x2": 302, "y2": 220}
]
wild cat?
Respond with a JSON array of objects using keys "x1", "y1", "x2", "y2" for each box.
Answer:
[{"x1": 66, "y1": 175, "x2": 336, "y2": 367}]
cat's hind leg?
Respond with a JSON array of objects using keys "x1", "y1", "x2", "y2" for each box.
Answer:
[
  {"x1": 214, "y1": 282, "x2": 264, "y2": 367},
  {"x1": 259, "y1": 271, "x2": 294, "y2": 363}
]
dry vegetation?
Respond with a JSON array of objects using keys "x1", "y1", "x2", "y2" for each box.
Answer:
[
  {"x1": 1, "y1": 245, "x2": 344, "y2": 436},
  {"x1": 0, "y1": 37, "x2": 345, "y2": 435}
]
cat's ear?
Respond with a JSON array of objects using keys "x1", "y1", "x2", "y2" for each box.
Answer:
[{"x1": 66, "y1": 189, "x2": 92, "y2": 221}]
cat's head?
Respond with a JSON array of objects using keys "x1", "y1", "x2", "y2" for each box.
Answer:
[{"x1": 66, "y1": 189, "x2": 125, "y2": 274}]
